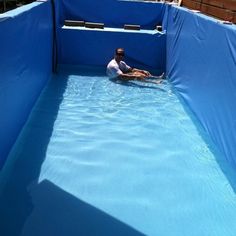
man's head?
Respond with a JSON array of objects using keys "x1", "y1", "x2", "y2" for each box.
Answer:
[{"x1": 115, "y1": 48, "x2": 125, "y2": 62}]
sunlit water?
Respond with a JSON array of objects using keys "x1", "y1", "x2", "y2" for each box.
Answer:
[{"x1": 2, "y1": 66, "x2": 236, "y2": 236}]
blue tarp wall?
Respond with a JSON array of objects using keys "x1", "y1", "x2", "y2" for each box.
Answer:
[
  {"x1": 165, "y1": 6, "x2": 236, "y2": 166},
  {"x1": 56, "y1": 0, "x2": 166, "y2": 71},
  {"x1": 0, "y1": 1, "x2": 53, "y2": 167},
  {"x1": 59, "y1": 26, "x2": 166, "y2": 70}
]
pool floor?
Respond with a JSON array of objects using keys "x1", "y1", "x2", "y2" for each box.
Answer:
[{"x1": 1, "y1": 66, "x2": 236, "y2": 236}]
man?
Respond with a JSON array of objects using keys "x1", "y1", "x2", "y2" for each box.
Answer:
[{"x1": 106, "y1": 48, "x2": 164, "y2": 84}]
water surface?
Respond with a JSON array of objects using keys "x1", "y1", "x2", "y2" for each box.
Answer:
[{"x1": 1, "y1": 66, "x2": 236, "y2": 236}]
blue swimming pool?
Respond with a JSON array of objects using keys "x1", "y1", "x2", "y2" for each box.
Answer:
[
  {"x1": 1, "y1": 66, "x2": 236, "y2": 236},
  {"x1": 1, "y1": 1, "x2": 236, "y2": 235}
]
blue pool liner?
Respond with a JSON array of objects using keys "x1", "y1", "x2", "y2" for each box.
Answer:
[
  {"x1": 165, "y1": 5, "x2": 236, "y2": 167},
  {"x1": 0, "y1": 1, "x2": 53, "y2": 166}
]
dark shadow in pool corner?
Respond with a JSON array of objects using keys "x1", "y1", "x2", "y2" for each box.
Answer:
[
  {"x1": 20, "y1": 180, "x2": 146, "y2": 236},
  {"x1": 0, "y1": 72, "x2": 69, "y2": 236}
]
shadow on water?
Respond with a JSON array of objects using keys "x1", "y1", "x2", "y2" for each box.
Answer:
[
  {"x1": 172, "y1": 86, "x2": 236, "y2": 194},
  {"x1": 21, "y1": 180, "x2": 145, "y2": 236},
  {"x1": 0, "y1": 72, "x2": 68, "y2": 236},
  {"x1": 0, "y1": 68, "x2": 146, "y2": 236}
]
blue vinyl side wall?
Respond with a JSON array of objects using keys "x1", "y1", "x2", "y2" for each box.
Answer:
[
  {"x1": 165, "y1": 6, "x2": 236, "y2": 166},
  {"x1": 59, "y1": 28, "x2": 166, "y2": 70},
  {"x1": 56, "y1": 0, "x2": 166, "y2": 71},
  {"x1": 0, "y1": 1, "x2": 53, "y2": 167}
]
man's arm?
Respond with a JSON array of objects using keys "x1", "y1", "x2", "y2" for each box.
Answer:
[{"x1": 131, "y1": 68, "x2": 151, "y2": 76}]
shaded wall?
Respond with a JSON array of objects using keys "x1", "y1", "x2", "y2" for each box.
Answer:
[
  {"x1": 57, "y1": 0, "x2": 166, "y2": 71},
  {"x1": 0, "y1": 1, "x2": 53, "y2": 167},
  {"x1": 59, "y1": 27, "x2": 166, "y2": 70}
]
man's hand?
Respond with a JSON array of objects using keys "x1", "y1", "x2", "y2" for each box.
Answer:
[
  {"x1": 136, "y1": 69, "x2": 151, "y2": 77},
  {"x1": 142, "y1": 70, "x2": 151, "y2": 76}
]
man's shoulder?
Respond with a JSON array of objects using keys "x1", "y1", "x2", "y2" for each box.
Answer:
[
  {"x1": 119, "y1": 60, "x2": 131, "y2": 70},
  {"x1": 106, "y1": 59, "x2": 122, "y2": 78},
  {"x1": 120, "y1": 60, "x2": 130, "y2": 67},
  {"x1": 107, "y1": 59, "x2": 118, "y2": 67}
]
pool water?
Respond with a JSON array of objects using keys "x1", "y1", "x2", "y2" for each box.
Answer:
[{"x1": 1, "y1": 66, "x2": 236, "y2": 236}]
